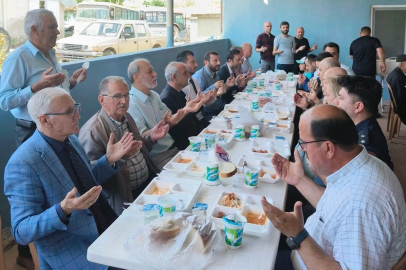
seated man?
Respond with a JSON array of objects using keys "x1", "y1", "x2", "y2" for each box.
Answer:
[
  {"x1": 263, "y1": 104, "x2": 406, "y2": 270},
  {"x1": 217, "y1": 48, "x2": 246, "y2": 104},
  {"x1": 296, "y1": 54, "x2": 317, "y2": 91},
  {"x1": 177, "y1": 49, "x2": 217, "y2": 131},
  {"x1": 334, "y1": 75, "x2": 394, "y2": 170},
  {"x1": 313, "y1": 52, "x2": 333, "y2": 80},
  {"x1": 323, "y1": 42, "x2": 355, "y2": 75},
  {"x1": 127, "y1": 58, "x2": 201, "y2": 170},
  {"x1": 4, "y1": 87, "x2": 134, "y2": 269},
  {"x1": 160, "y1": 62, "x2": 203, "y2": 150},
  {"x1": 79, "y1": 76, "x2": 169, "y2": 215},
  {"x1": 241, "y1": 43, "x2": 257, "y2": 78},
  {"x1": 193, "y1": 51, "x2": 229, "y2": 121},
  {"x1": 387, "y1": 54, "x2": 406, "y2": 124}
]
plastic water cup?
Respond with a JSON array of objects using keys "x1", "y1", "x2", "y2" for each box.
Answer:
[
  {"x1": 243, "y1": 166, "x2": 260, "y2": 188},
  {"x1": 223, "y1": 214, "x2": 247, "y2": 249},
  {"x1": 143, "y1": 204, "x2": 163, "y2": 224},
  {"x1": 189, "y1": 136, "x2": 201, "y2": 152},
  {"x1": 251, "y1": 98, "x2": 259, "y2": 111},
  {"x1": 157, "y1": 195, "x2": 177, "y2": 215},
  {"x1": 204, "y1": 133, "x2": 216, "y2": 149}
]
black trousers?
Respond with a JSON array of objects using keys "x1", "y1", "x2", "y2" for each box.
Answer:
[{"x1": 15, "y1": 119, "x2": 37, "y2": 258}]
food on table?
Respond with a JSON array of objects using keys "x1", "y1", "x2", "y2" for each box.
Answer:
[
  {"x1": 203, "y1": 129, "x2": 217, "y2": 134},
  {"x1": 151, "y1": 187, "x2": 170, "y2": 195},
  {"x1": 252, "y1": 149, "x2": 268, "y2": 153},
  {"x1": 216, "y1": 211, "x2": 226, "y2": 218},
  {"x1": 246, "y1": 212, "x2": 267, "y2": 225},
  {"x1": 191, "y1": 165, "x2": 204, "y2": 172},
  {"x1": 222, "y1": 193, "x2": 242, "y2": 208},
  {"x1": 177, "y1": 158, "x2": 192, "y2": 163},
  {"x1": 228, "y1": 109, "x2": 238, "y2": 113},
  {"x1": 259, "y1": 171, "x2": 278, "y2": 179},
  {"x1": 271, "y1": 173, "x2": 277, "y2": 179},
  {"x1": 151, "y1": 220, "x2": 180, "y2": 240},
  {"x1": 277, "y1": 114, "x2": 289, "y2": 120},
  {"x1": 220, "y1": 130, "x2": 233, "y2": 134},
  {"x1": 276, "y1": 124, "x2": 289, "y2": 128},
  {"x1": 220, "y1": 162, "x2": 237, "y2": 178}
]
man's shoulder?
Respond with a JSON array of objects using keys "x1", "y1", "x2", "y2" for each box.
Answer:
[
  {"x1": 193, "y1": 67, "x2": 204, "y2": 77},
  {"x1": 79, "y1": 111, "x2": 101, "y2": 133}
]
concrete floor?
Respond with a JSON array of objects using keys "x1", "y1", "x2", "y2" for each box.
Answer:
[{"x1": 1, "y1": 103, "x2": 405, "y2": 270}]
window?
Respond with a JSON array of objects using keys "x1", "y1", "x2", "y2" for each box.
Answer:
[
  {"x1": 77, "y1": 7, "x2": 109, "y2": 19},
  {"x1": 123, "y1": 24, "x2": 135, "y2": 38},
  {"x1": 136, "y1": 24, "x2": 147, "y2": 37},
  {"x1": 116, "y1": 7, "x2": 122, "y2": 20},
  {"x1": 175, "y1": 14, "x2": 184, "y2": 30}
]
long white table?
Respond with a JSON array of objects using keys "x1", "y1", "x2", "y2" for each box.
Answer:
[{"x1": 87, "y1": 79, "x2": 298, "y2": 270}]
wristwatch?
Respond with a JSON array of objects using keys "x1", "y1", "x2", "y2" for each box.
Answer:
[{"x1": 286, "y1": 228, "x2": 309, "y2": 250}]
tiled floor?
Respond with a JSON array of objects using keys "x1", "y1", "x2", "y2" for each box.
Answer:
[{"x1": 2, "y1": 105, "x2": 405, "y2": 270}]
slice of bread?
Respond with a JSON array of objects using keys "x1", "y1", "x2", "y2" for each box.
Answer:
[{"x1": 220, "y1": 162, "x2": 237, "y2": 178}]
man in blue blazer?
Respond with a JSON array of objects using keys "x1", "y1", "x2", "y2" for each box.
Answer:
[
  {"x1": 216, "y1": 48, "x2": 246, "y2": 104},
  {"x1": 4, "y1": 87, "x2": 138, "y2": 270}
]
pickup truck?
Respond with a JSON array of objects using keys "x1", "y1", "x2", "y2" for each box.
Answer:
[{"x1": 55, "y1": 20, "x2": 166, "y2": 62}]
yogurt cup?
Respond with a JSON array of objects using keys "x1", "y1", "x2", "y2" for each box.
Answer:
[
  {"x1": 250, "y1": 125, "x2": 260, "y2": 139},
  {"x1": 157, "y1": 195, "x2": 177, "y2": 214},
  {"x1": 246, "y1": 87, "x2": 253, "y2": 93},
  {"x1": 274, "y1": 83, "x2": 281, "y2": 91},
  {"x1": 243, "y1": 166, "x2": 261, "y2": 188},
  {"x1": 251, "y1": 98, "x2": 259, "y2": 111},
  {"x1": 255, "y1": 70, "x2": 261, "y2": 76},
  {"x1": 205, "y1": 161, "x2": 220, "y2": 185},
  {"x1": 204, "y1": 133, "x2": 216, "y2": 149},
  {"x1": 287, "y1": 77, "x2": 293, "y2": 81},
  {"x1": 288, "y1": 72, "x2": 294, "y2": 77},
  {"x1": 259, "y1": 79, "x2": 265, "y2": 87},
  {"x1": 234, "y1": 125, "x2": 246, "y2": 141},
  {"x1": 223, "y1": 213, "x2": 247, "y2": 249},
  {"x1": 189, "y1": 136, "x2": 201, "y2": 152},
  {"x1": 251, "y1": 81, "x2": 258, "y2": 88}
]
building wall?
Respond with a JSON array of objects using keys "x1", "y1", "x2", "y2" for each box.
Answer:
[
  {"x1": 222, "y1": 0, "x2": 406, "y2": 70},
  {"x1": 0, "y1": 39, "x2": 230, "y2": 229}
]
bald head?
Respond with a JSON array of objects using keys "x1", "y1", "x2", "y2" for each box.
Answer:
[
  {"x1": 301, "y1": 104, "x2": 359, "y2": 152},
  {"x1": 263, "y1": 21, "x2": 272, "y2": 34},
  {"x1": 241, "y1": 43, "x2": 253, "y2": 58},
  {"x1": 296, "y1": 27, "x2": 304, "y2": 39},
  {"x1": 323, "y1": 67, "x2": 347, "y2": 82},
  {"x1": 319, "y1": 57, "x2": 340, "y2": 82}
]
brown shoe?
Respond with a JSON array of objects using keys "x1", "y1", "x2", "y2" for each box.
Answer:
[{"x1": 16, "y1": 254, "x2": 35, "y2": 270}]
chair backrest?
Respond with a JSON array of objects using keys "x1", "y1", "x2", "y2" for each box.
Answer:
[
  {"x1": 392, "y1": 252, "x2": 406, "y2": 270},
  {"x1": 385, "y1": 76, "x2": 399, "y2": 112},
  {"x1": 0, "y1": 215, "x2": 6, "y2": 270}
]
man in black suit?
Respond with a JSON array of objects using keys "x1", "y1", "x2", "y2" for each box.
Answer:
[
  {"x1": 387, "y1": 54, "x2": 406, "y2": 124},
  {"x1": 160, "y1": 62, "x2": 204, "y2": 150},
  {"x1": 217, "y1": 48, "x2": 246, "y2": 104}
]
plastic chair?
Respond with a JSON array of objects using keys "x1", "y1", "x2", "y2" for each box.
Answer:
[
  {"x1": 386, "y1": 77, "x2": 402, "y2": 142},
  {"x1": 0, "y1": 215, "x2": 6, "y2": 270},
  {"x1": 392, "y1": 252, "x2": 406, "y2": 270}
]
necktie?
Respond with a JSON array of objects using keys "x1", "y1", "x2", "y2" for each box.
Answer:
[
  {"x1": 189, "y1": 78, "x2": 198, "y2": 94},
  {"x1": 64, "y1": 141, "x2": 107, "y2": 234}
]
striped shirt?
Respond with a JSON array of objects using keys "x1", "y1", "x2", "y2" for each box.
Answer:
[{"x1": 292, "y1": 147, "x2": 406, "y2": 270}]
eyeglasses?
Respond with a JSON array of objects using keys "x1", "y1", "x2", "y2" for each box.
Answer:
[
  {"x1": 298, "y1": 139, "x2": 336, "y2": 151},
  {"x1": 101, "y1": 94, "x2": 132, "y2": 101},
  {"x1": 44, "y1": 103, "x2": 81, "y2": 118}
]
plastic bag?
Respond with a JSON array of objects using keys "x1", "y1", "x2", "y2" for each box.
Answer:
[
  {"x1": 235, "y1": 105, "x2": 266, "y2": 136},
  {"x1": 124, "y1": 213, "x2": 224, "y2": 270}
]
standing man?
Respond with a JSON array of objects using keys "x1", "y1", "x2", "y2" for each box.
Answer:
[
  {"x1": 387, "y1": 54, "x2": 406, "y2": 124},
  {"x1": 0, "y1": 9, "x2": 86, "y2": 268},
  {"x1": 293, "y1": 27, "x2": 318, "y2": 74},
  {"x1": 4, "y1": 87, "x2": 135, "y2": 270},
  {"x1": 273, "y1": 21, "x2": 296, "y2": 73},
  {"x1": 256, "y1": 21, "x2": 275, "y2": 73},
  {"x1": 79, "y1": 76, "x2": 168, "y2": 215},
  {"x1": 127, "y1": 59, "x2": 201, "y2": 169},
  {"x1": 350, "y1": 26, "x2": 386, "y2": 78},
  {"x1": 160, "y1": 62, "x2": 203, "y2": 150},
  {"x1": 323, "y1": 42, "x2": 354, "y2": 75},
  {"x1": 193, "y1": 51, "x2": 229, "y2": 121},
  {"x1": 217, "y1": 49, "x2": 246, "y2": 104},
  {"x1": 176, "y1": 50, "x2": 216, "y2": 130},
  {"x1": 0, "y1": 9, "x2": 86, "y2": 147}
]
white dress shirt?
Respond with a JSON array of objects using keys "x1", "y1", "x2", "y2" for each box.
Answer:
[
  {"x1": 292, "y1": 147, "x2": 406, "y2": 270},
  {"x1": 181, "y1": 77, "x2": 204, "y2": 120},
  {"x1": 340, "y1": 62, "x2": 355, "y2": 75}
]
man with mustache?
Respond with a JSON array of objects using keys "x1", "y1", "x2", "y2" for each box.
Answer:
[
  {"x1": 273, "y1": 21, "x2": 297, "y2": 73},
  {"x1": 127, "y1": 59, "x2": 202, "y2": 170},
  {"x1": 193, "y1": 51, "x2": 230, "y2": 120},
  {"x1": 79, "y1": 76, "x2": 168, "y2": 214}
]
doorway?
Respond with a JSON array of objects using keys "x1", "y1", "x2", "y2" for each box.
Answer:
[{"x1": 371, "y1": 5, "x2": 406, "y2": 58}]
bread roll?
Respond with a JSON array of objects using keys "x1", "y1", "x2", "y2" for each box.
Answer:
[
  {"x1": 220, "y1": 162, "x2": 237, "y2": 178},
  {"x1": 151, "y1": 220, "x2": 180, "y2": 240}
]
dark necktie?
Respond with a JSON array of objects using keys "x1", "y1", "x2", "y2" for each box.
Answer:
[
  {"x1": 64, "y1": 141, "x2": 107, "y2": 234},
  {"x1": 189, "y1": 78, "x2": 198, "y2": 94}
]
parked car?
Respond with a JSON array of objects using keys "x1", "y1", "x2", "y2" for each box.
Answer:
[{"x1": 55, "y1": 20, "x2": 166, "y2": 62}]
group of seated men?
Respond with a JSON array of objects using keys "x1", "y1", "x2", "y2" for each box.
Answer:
[{"x1": 1, "y1": 8, "x2": 405, "y2": 270}]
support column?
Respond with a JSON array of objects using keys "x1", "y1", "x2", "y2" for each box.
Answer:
[{"x1": 166, "y1": 0, "x2": 173, "y2": 47}]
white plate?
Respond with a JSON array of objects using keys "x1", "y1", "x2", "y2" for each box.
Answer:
[{"x1": 185, "y1": 161, "x2": 206, "y2": 177}]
